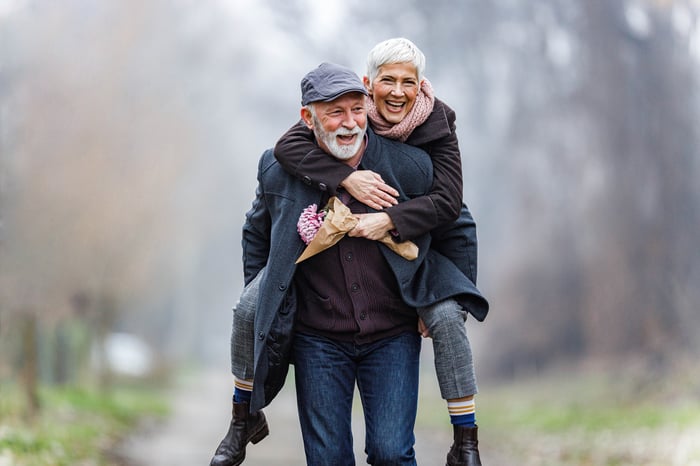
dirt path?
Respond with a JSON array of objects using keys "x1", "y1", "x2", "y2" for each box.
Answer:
[
  {"x1": 117, "y1": 364, "x2": 506, "y2": 465},
  {"x1": 118, "y1": 367, "x2": 312, "y2": 465}
]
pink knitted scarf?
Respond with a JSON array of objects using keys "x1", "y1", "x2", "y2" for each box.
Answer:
[{"x1": 367, "y1": 78, "x2": 435, "y2": 142}]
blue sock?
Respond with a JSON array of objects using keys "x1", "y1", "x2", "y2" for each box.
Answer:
[
  {"x1": 448, "y1": 398, "x2": 476, "y2": 427},
  {"x1": 233, "y1": 377, "x2": 253, "y2": 404}
]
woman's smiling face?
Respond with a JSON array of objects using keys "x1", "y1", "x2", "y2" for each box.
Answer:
[{"x1": 365, "y1": 62, "x2": 420, "y2": 124}]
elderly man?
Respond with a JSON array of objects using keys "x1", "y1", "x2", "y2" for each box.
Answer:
[{"x1": 211, "y1": 62, "x2": 487, "y2": 466}]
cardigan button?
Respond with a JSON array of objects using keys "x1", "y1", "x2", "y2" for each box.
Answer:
[
  {"x1": 257, "y1": 332, "x2": 264, "y2": 340},
  {"x1": 278, "y1": 283, "x2": 287, "y2": 291},
  {"x1": 302, "y1": 176, "x2": 312, "y2": 185},
  {"x1": 318, "y1": 183, "x2": 327, "y2": 191}
]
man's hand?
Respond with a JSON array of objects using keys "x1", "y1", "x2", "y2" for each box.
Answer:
[
  {"x1": 418, "y1": 318, "x2": 431, "y2": 338},
  {"x1": 341, "y1": 170, "x2": 399, "y2": 210},
  {"x1": 347, "y1": 212, "x2": 395, "y2": 241}
]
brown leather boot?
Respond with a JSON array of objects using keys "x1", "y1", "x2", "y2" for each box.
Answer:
[
  {"x1": 209, "y1": 401, "x2": 269, "y2": 466},
  {"x1": 446, "y1": 425, "x2": 482, "y2": 466}
]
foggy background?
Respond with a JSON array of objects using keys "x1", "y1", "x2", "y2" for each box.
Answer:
[{"x1": 2, "y1": 0, "x2": 699, "y2": 395}]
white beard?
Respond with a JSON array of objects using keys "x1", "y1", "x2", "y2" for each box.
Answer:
[{"x1": 313, "y1": 117, "x2": 366, "y2": 160}]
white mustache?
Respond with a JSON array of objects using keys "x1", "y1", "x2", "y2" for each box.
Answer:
[{"x1": 334, "y1": 127, "x2": 362, "y2": 137}]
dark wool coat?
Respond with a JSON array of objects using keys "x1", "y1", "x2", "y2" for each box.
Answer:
[{"x1": 242, "y1": 128, "x2": 488, "y2": 412}]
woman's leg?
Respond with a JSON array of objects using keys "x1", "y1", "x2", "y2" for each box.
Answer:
[
  {"x1": 417, "y1": 299, "x2": 477, "y2": 400},
  {"x1": 210, "y1": 269, "x2": 268, "y2": 466},
  {"x1": 417, "y1": 299, "x2": 481, "y2": 466},
  {"x1": 231, "y1": 270, "x2": 263, "y2": 382}
]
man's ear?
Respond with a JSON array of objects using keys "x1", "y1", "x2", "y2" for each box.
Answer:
[{"x1": 300, "y1": 107, "x2": 314, "y2": 129}]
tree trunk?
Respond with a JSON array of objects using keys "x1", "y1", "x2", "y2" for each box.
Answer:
[{"x1": 20, "y1": 312, "x2": 41, "y2": 417}]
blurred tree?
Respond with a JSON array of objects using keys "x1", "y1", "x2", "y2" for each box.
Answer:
[{"x1": 0, "y1": 0, "x2": 199, "y2": 407}]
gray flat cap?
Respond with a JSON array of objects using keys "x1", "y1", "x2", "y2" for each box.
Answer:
[{"x1": 301, "y1": 62, "x2": 368, "y2": 106}]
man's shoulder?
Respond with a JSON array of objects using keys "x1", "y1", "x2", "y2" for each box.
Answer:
[
  {"x1": 369, "y1": 129, "x2": 430, "y2": 161},
  {"x1": 257, "y1": 148, "x2": 304, "y2": 191},
  {"x1": 258, "y1": 148, "x2": 285, "y2": 177},
  {"x1": 259, "y1": 148, "x2": 276, "y2": 168}
]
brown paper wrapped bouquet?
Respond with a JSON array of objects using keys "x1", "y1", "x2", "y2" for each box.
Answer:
[{"x1": 296, "y1": 196, "x2": 418, "y2": 264}]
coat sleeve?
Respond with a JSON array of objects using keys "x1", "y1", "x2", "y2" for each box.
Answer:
[
  {"x1": 241, "y1": 153, "x2": 272, "y2": 285},
  {"x1": 423, "y1": 104, "x2": 463, "y2": 225},
  {"x1": 273, "y1": 121, "x2": 355, "y2": 195},
  {"x1": 382, "y1": 103, "x2": 463, "y2": 241}
]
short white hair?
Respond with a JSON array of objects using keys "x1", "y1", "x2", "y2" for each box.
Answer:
[{"x1": 366, "y1": 37, "x2": 426, "y2": 84}]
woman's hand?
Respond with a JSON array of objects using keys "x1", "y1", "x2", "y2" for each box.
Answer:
[
  {"x1": 341, "y1": 170, "x2": 399, "y2": 210},
  {"x1": 347, "y1": 212, "x2": 395, "y2": 241}
]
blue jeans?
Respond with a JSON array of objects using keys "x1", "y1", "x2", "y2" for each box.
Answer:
[{"x1": 293, "y1": 332, "x2": 421, "y2": 466}]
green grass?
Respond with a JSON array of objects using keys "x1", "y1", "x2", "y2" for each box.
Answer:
[
  {"x1": 476, "y1": 369, "x2": 700, "y2": 433},
  {"x1": 415, "y1": 364, "x2": 700, "y2": 465},
  {"x1": 0, "y1": 382, "x2": 169, "y2": 466},
  {"x1": 483, "y1": 392, "x2": 700, "y2": 432}
]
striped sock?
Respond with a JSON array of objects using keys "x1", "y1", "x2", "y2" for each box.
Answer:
[
  {"x1": 448, "y1": 398, "x2": 476, "y2": 427},
  {"x1": 233, "y1": 377, "x2": 253, "y2": 404}
]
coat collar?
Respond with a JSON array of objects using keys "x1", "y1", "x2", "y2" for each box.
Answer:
[{"x1": 405, "y1": 98, "x2": 451, "y2": 146}]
